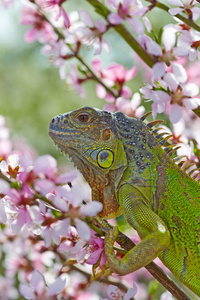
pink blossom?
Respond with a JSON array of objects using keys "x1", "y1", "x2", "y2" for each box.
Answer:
[
  {"x1": 175, "y1": 28, "x2": 200, "y2": 61},
  {"x1": 58, "y1": 225, "x2": 80, "y2": 251},
  {"x1": 78, "y1": 10, "x2": 109, "y2": 54},
  {"x1": 110, "y1": 92, "x2": 145, "y2": 117},
  {"x1": 166, "y1": 0, "x2": 200, "y2": 20},
  {"x1": 42, "y1": 219, "x2": 70, "y2": 247},
  {"x1": 58, "y1": 226, "x2": 87, "y2": 263},
  {"x1": 46, "y1": 184, "x2": 102, "y2": 242},
  {"x1": 139, "y1": 34, "x2": 163, "y2": 57},
  {"x1": 141, "y1": 63, "x2": 200, "y2": 123},
  {"x1": 11, "y1": 206, "x2": 33, "y2": 235},
  {"x1": 66, "y1": 64, "x2": 86, "y2": 98},
  {"x1": 93, "y1": 59, "x2": 137, "y2": 103},
  {"x1": 33, "y1": 155, "x2": 59, "y2": 195},
  {"x1": 56, "y1": 169, "x2": 78, "y2": 184},
  {"x1": 0, "y1": 154, "x2": 21, "y2": 179},
  {"x1": 140, "y1": 26, "x2": 188, "y2": 79},
  {"x1": 107, "y1": 0, "x2": 149, "y2": 34},
  {"x1": 21, "y1": 4, "x2": 56, "y2": 43},
  {"x1": 1, "y1": 184, "x2": 36, "y2": 235},
  {"x1": 86, "y1": 234, "x2": 106, "y2": 266},
  {"x1": 0, "y1": 276, "x2": 18, "y2": 299},
  {"x1": 102, "y1": 283, "x2": 137, "y2": 300},
  {"x1": 34, "y1": 154, "x2": 57, "y2": 179},
  {"x1": 19, "y1": 270, "x2": 66, "y2": 299},
  {"x1": 44, "y1": 0, "x2": 70, "y2": 28},
  {"x1": 0, "y1": 179, "x2": 10, "y2": 195},
  {"x1": 42, "y1": 39, "x2": 71, "y2": 79}
]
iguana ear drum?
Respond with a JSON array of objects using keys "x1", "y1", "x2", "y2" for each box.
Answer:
[{"x1": 97, "y1": 149, "x2": 114, "y2": 169}]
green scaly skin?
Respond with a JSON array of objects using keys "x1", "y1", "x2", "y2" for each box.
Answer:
[{"x1": 49, "y1": 106, "x2": 200, "y2": 297}]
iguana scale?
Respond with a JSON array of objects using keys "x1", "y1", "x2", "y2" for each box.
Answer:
[{"x1": 49, "y1": 106, "x2": 200, "y2": 297}]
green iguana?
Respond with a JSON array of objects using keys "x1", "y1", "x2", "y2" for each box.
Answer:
[{"x1": 49, "y1": 106, "x2": 200, "y2": 297}]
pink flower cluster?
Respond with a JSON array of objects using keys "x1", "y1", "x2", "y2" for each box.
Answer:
[
  {"x1": 92, "y1": 59, "x2": 145, "y2": 117},
  {"x1": 107, "y1": 0, "x2": 151, "y2": 34},
  {"x1": 17, "y1": 0, "x2": 200, "y2": 126},
  {"x1": 141, "y1": 61, "x2": 200, "y2": 123}
]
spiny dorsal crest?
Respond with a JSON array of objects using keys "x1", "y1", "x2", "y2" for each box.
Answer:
[{"x1": 139, "y1": 111, "x2": 200, "y2": 182}]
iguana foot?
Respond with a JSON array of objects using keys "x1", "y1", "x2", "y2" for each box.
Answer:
[
  {"x1": 104, "y1": 226, "x2": 122, "y2": 274},
  {"x1": 105, "y1": 226, "x2": 119, "y2": 248}
]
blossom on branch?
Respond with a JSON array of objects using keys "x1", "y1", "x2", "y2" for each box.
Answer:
[
  {"x1": 107, "y1": 0, "x2": 151, "y2": 34},
  {"x1": 92, "y1": 58, "x2": 137, "y2": 103},
  {"x1": 166, "y1": 0, "x2": 200, "y2": 20},
  {"x1": 102, "y1": 283, "x2": 138, "y2": 300},
  {"x1": 86, "y1": 233, "x2": 106, "y2": 266},
  {"x1": 19, "y1": 270, "x2": 66, "y2": 299},
  {"x1": 21, "y1": 3, "x2": 56, "y2": 43},
  {"x1": 43, "y1": 0, "x2": 70, "y2": 28},
  {"x1": 140, "y1": 62, "x2": 200, "y2": 123},
  {"x1": 78, "y1": 9, "x2": 109, "y2": 55}
]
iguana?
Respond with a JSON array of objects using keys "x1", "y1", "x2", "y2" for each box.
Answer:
[{"x1": 49, "y1": 106, "x2": 200, "y2": 297}]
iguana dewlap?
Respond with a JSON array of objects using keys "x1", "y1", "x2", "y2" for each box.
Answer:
[{"x1": 49, "y1": 106, "x2": 200, "y2": 296}]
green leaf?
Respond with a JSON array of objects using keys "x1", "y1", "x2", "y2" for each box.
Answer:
[
  {"x1": 191, "y1": 139, "x2": 199, "y2": 158},
  {"x1": 193, "y1": 106, "x2": 200, "y2": 118},
  {"x1": 86, "y1": 0, "x2": 109, "y2": 18},
  {"x1": 157, "y1": 27, "x2": 164, "y2": 46}
]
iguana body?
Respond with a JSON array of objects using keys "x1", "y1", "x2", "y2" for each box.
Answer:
[{"x1": 49, "y1": 106, "x2": 200, "y2": 296}]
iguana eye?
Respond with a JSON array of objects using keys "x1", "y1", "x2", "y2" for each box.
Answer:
[
  {"x1": 97, "y1": 149, "x2": 114, "y2": 169},
  {"x1": 77, "y1": 113, "x2": 91, "y2": 123}
]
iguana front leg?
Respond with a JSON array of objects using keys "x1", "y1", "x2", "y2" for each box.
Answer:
[{"x1": 104, "y1": 184, "x2": 171, "y2": 275}]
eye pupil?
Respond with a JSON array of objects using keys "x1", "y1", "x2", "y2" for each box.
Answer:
[{"x1": 78, "y1": 114, "x2": 90, "y2": 123}]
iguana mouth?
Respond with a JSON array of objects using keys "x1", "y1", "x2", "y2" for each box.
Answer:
[{"x1": 49, "y1": 134, "x2": 106, "y2": 179}]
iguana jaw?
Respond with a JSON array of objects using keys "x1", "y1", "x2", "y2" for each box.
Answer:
[{"x1": 49, "y1": 130, "x2": 107, "y2": 178}]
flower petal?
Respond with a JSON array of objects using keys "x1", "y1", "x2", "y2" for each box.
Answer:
[
  {"x1": 169, "y1": 104, "x2": 182, "y2": 123},
  {"x1": 19, "y1": 284, "x2": 35, "y2": 299},
  {"x1": 75, "y1": 218, "x2": 91, "y2": 241},
  {"x1": 152, "y1": 62, "x2": 166, "y2": 79},
  {"x1": 80, "y1": 201, "x2": 102, "y2": 216},
  {"x1": 107, "y1": 12, "x2": 124, "y2": 24},
  {"x1": 79, "y1": 9, "x2": 94, "y2": 27},
  {"x1": 182, "y1": 83, "x2": 199, "y2": 97},
  {"x1": 31, "y1": 270, "x2": 45, "y2": 293},
  {"x1": 47, "y1": 277, "x2": 66, "y2": 296},
  {"x1": 168, "y1": 7, "x2": 183, "y2": 15},
  {"x1": 124, "y1": 283, "x2": 138, "y2": 300},
  {"x1": 164, "y1": 72, "x2": 178, "y2": 92},
  {"x1": 171, "y1": 63, "x2": 187, "y2": 83}
]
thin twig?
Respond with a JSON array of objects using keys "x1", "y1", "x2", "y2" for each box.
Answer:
[
  {"x1": 85, "y1": 0, "x2": 156, "y2": 67},
  {"x1": 55, "y1": 248, "x2": 132, "y2": 294},
  {"x1": 153, "y1": 1, "x2": 200, "y2": 32},
  {"x1": 34, "y1": 1, "x2": 118, "y2": 98}
]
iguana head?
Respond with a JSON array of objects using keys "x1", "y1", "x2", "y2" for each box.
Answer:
[{"x1": 49, "y1": 106, "x2": 127, "y2": 218}]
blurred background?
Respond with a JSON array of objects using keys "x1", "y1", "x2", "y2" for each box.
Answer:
[{"x1": 0, "y1": 0, "x2": 173, "y2": 160}]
